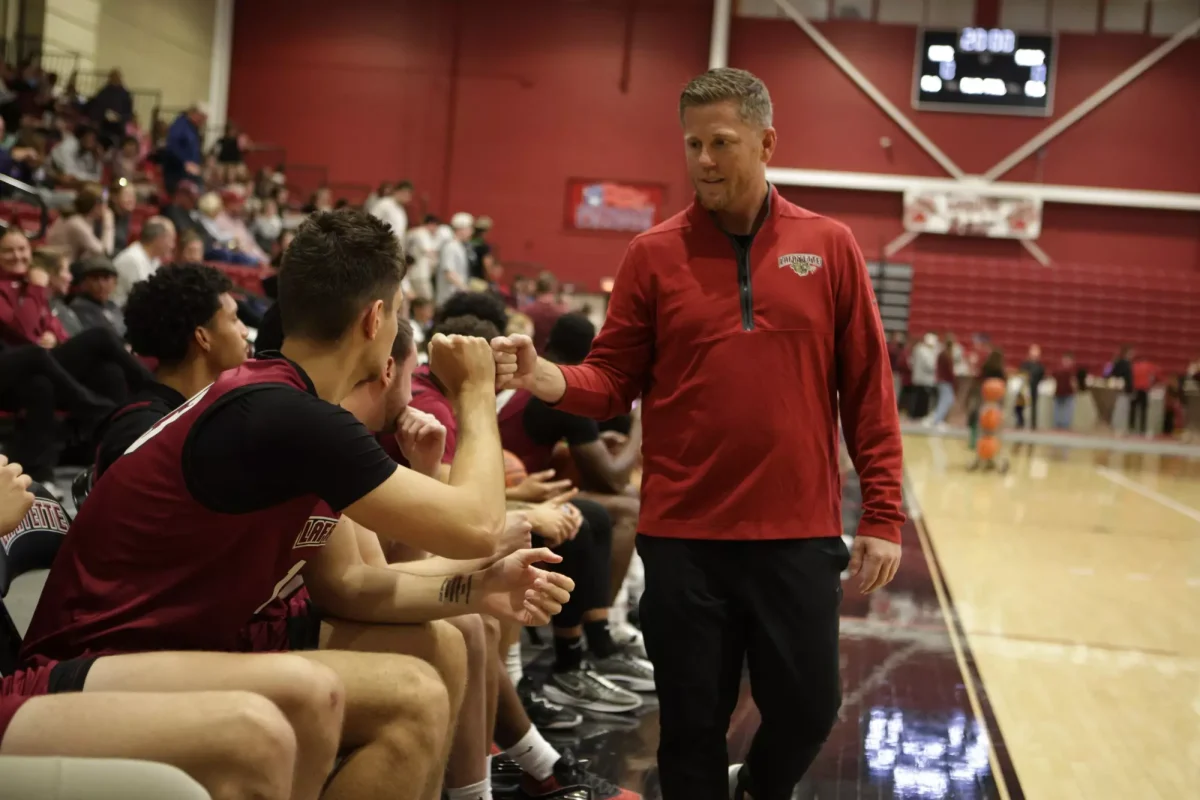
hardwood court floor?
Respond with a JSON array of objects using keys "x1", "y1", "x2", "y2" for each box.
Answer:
[{"x1": 905, "y1": 435, "x2": 1200, "y2": 800}]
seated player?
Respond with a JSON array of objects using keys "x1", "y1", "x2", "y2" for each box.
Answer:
[
  {"x1": 94, "y1": 263, "x2": 250, "y2": 476},
  {"x1": 343, "y1": 318, "x2": 642, "y2": 800},
  {"x1": 15, "y1": 210, "x2": 572, "y2": 800},
  {"x1": 392, "y1": 313, "x2": 650, "y2": 702},
  {"x1": 500, "y1": 313, "x2": 645, "y2": 654}
]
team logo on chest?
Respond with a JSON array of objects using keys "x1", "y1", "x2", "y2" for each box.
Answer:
[
  {"x1": 293, "y1": 515, "x2": 339, "y2": 549},
  {"x1": 778, "y1": 253, "x2": 824, "y2": 277}
]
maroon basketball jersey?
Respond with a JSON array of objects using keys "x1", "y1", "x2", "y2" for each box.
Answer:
[
  {"x1": 497, "y1": 389, "x2": 555, "y2": 473},
  {"x1": 19, "y1": 360, "x2": 339, "y2": 668}
]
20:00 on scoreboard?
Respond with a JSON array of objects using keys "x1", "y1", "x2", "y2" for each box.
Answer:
[{"x1": 913, "y1": 28, "x2": 1056, "y2": 117}]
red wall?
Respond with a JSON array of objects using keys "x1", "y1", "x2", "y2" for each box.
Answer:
[
  {"x1": 229, "y1": 0, "x2": 711, "y2": 289},
  {"x1": 230, "y1": 4, "x2": 1200, "y2": 286},
  {"x1": 733, "y1": 19, "x2": 1200, "y2": 270}
]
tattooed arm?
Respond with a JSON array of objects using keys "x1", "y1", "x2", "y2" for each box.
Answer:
[{"x1": 304, "y1": 516, "x2": 572, "y2": 626}]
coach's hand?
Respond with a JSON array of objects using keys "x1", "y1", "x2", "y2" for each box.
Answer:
[
  {"x1": 0, "y1": 455, "x2": 35, "y2": 535},
  {"x1": 848, "y1": 535, "x2": 901, "y2": 594},
  {"x1": 395, "y1": 406, "x2": 446, "y2": 477},
  {"x1": 479, "y1": 548, "x2": 575, "y2": 626},
  {"x1": 429, "y1": 333, "x2": 496, "y2": 398},
  {"x1": 490, "y1": 334, "x2": 537, "y2": 391}
]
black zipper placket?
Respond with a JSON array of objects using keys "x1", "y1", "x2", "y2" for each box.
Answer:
[{"x1": 735, "y1": 240, "x2": 754, "y2": 331}]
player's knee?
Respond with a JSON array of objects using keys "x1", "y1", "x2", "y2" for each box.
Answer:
[
  {"x1": 382, "y1": 658, "x2": 453, "y2": 760},
  {"x1": 426, "y1": 619, "x2": 468, "y2": 712},
  {"x1": 481, "y1": 614, "x2": 501, "y2": 648},
  {"x1": 611, "y1": 494, "x2": 640, "y2": 519},
  {"x1": 265, "y1": 655, "x2": 346, "y2": 734},
  {"x1": 210, "y1": 691, "x2": 298, "y2": 800},
  {"x1": 447, "y1": 613, "x2": 485, "y2": 658}
]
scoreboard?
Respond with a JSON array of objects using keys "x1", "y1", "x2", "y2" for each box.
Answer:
[{"x1": 913, "y1": 28, "x2": 1056, "y2": 117}]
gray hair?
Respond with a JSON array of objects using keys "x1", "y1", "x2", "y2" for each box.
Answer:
[
  {"x1": 140, "y1": 217, "x2": 173, "y2": 244},
  {"x1": 679, "y1": 68, "x2": 773, "y2": 130}
]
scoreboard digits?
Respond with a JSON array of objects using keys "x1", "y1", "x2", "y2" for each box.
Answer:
[{"x1": 914, "y1": 28, "x2": 1056, "y2": 117}]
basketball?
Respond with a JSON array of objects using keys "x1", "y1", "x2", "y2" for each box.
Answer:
[
  {"x1": 503, "y1": 450, "x2": 527, "y2": 487},
  {"x1": 976, "y1": 435, "x2": 1000, "y2": 461},
  {"x1": 979, "y1": 406, "x2": 1003, "y2": 433},
  {"x1": 981, "y1": 377, "x2": 1006, "y2": 403}
]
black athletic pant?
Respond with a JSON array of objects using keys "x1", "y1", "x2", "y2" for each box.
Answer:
[
  {"x1": 52, "y1": 327, "x2": 153, "y2": 406},
  {"x1": 0, "y1": 344, "x2": 115, "y2": 481},
  {"x1": 1129, "y1": 389, "x2": 1149, "y2": 434},
  {"x1": 638, "y1": 534, "x2": 849, "y2": 800},
  {"x1": 530, "y1": 497, "x2": 612, "y2": 628}
]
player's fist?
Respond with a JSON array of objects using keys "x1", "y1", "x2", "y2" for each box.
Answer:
[
  {"x1": 0, "y1": 455, "x2": 35, "y2": 535},
  {"x1": 428, "y1": 333, "x2": 496, "y2": 398},
  {"x1": 490, "y1": 334, "x2": 537, "y2": 390}
]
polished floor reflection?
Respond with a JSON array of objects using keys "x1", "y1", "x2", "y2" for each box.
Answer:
[
  {"x1": 905, "y1": 436, "x2": 1200, "y2": 800},
  {"x1": 525, "y1": 456, "x2": 1011, "y2": 799}
]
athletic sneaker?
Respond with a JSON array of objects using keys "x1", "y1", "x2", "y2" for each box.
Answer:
[
  {"x1": 590, "y1": 651, "x2": 655, "y2": 693},
  {"x1": 518, "y1": 751, "x2": 642, "y2": 799},
  {"x1": 543, "y1": 667, "x2": 642, "y2": 713},
  {"x1": 608, "y1": 620, "x2": 647, "y2": 659},
  {"x1": 728, "y1": 763, "x2": 746, "y2": 800},
  {"x1": 518, "y1": 677, "x2": 584, "y2": 730}
]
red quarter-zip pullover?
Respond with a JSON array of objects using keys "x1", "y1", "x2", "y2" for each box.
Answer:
[{"x1": 556, "y1": 186, "x2": 904, "y2": 543}]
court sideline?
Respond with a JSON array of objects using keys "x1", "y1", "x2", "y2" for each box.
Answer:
[{"x1": 904, "y1": 435, "x2": 1200, "y2": 799}]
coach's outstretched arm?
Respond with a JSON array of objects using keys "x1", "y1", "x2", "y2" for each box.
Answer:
[
  {"x1": 493, "y1": 241, "x2": 655, "y2": 419},
  {"x1": 345, "y1": 334, "x2": 507, "y2": 559}
]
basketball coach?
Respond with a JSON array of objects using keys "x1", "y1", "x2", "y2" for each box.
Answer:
[{"x1": 493, "y1": 67, "x2": 905, "y2": 800}]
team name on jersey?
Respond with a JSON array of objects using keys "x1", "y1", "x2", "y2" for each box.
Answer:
[
  {"x1": 293, "y1": 515, "x2": 340, "y2": 549},
  {"x1": 0, "y1": 499, "x2": 71, "y2": 553}
]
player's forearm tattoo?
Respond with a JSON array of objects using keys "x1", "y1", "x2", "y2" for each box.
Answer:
[{"x1": 439, "y1": 574, "x2": 473, "y2": 604}]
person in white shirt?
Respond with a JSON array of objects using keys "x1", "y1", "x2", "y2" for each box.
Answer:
[
  {"x1": 111, "y1": 217, "x2": 176, "y2": 307},
  {"x1": 369, "y1": 180, "x2": 413, "y2": 243},
  {"x1": 404, "y1": 214, "x2": 441, "y2": 302},
  {"x1": 436, "y1": 212, "x2": 474, "y2": 308}
]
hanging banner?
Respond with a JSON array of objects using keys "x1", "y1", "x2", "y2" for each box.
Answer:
[
  {"x1": 903, "y1": 190, "x2": 1042, "y2": 239},
  {"x1": 565, "y1": 178, "x2": 665, "y2": 234}
]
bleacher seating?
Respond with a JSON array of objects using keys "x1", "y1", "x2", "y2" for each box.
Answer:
[{"x1": 908, "y1": 256, "x2": 1200, "y2": 373}]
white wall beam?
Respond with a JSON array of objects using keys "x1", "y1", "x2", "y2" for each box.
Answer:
[
  {"x1": 709, "y1": 0, "x2": 732, "y2": 70},
  {"x1": 206, "y1": 0, "x2": 234, "y2": 146},
  {"x1": 984, "y1": 15, "x2": 1200, "y2": 181},
  {"x1": 767, "y1": 167, "x2": 1200, "y2": 213},
  {"x1": 773, "y1": 0, "x2": 966, "y2": 180}
]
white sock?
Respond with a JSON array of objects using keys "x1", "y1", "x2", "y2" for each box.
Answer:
[
  {"x1": 505, "y1": 641, "x2": 523, "y2": 685},
  {"x1": 446, "y1": 777, "x2": 491, "y2": 800},
  {"x1": 503, "y1": 726, "x2": 560, "y2": 782}
]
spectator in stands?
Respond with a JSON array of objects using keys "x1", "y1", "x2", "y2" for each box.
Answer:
[
  {"x1": 50, "y1": 123, "x2": 104, "y2": 187},
  {"x1": 364, "y1": 180, "x2": 393, "y2": 215},
  {"x1": 162, "y1": 102, "x2": 206, "y2": 194},
  {"x1": 0, "y1": 117, "x2": 43, "y2": 182},
  {"x1": 370, "y1": 179, "x2": 412, "y2": 242},
  {"x1": 1020, "y1": 344, "x2": 1046, "y2": 430},
  {"x1": 177, "y1": 229, "x2": 205, "y2": 263},
  {"x1": 45, "y1": 183, "x2": 113, "y2": 263},
  {"x1": 927, "y1": 332, "x2": 957, "y2": 428},
  {"x1": 1130, "y1": 355, "x2": 1157, "y2": 436},
  {"x1": 409, "y1": 296, "x2": 433, "y2": 352},
  {"x1": 67, "y1": 255, "x2": 124, "y2": 338},
  {"x1": 437, "y1": 212, "x2": 474, "y2": 307},
  {"x1": 94, "y1": 264, "x2": 248, "y2": 476},
  {"x1": 405, "y1": 214, "x2": 441, "y2": 301},
  {"x1": 84, "y1": 68, "x2": 132, "y2": 146},
  {"x1": 303, "y1": 186, "x2": 333, "y2": 214},
  {"x1": 1109, "y1": 345, "x2": 1134, "y2": 433},
  {"x1": 909, "y1": 333, "x2": 937, "y2": 419},
  {"x1": 112, "y1": 216, "x2": 174, "y2": 307},
  {"x1": 29, "y1": 248, "x2": 81, "y2": 337},
  {"x1": 522, "y1": 271, "x2": 570, "y2": 353},
  {"x1": 161, "y1": 180, "x2": 206, "y2": 245},
  {"x1": 214, "y1": 120, "x2": 247, "y2": 182},
  {"x1": 470, "y1": 215, "x2": 494, "y2": 281},
  {"x1": 507, "y1": 310, "x2": 534, "y2": 340},
  {"x1": 269, "y1": 228, "x2": 294, "y2": 268},
  {"x1": 108, "y1": 180, "x2": 138, "y2": 252},
  {"x1": 1052, "y1": 353, "x2": 1077, "y2": 431},
  {"x1": 109, "y1": 135, "x2": 150, "y2": 191},
  {"x1": 251, "y1": 195, "x2": 283, "y2": 253},
  {"x1": 0, "y1": 228, "x2": 151, "y2": 405}
]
